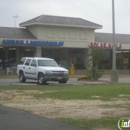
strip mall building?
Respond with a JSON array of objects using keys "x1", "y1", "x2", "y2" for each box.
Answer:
[{"x1": 0, "y1": 14, "x2": 130, "y2": 75}]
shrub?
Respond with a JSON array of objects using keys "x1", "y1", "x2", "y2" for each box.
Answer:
[
  {"x1": 87, "y1": 67, "x2": 104, "y2": 80},
  {"x1": 86, "y1": 48, "x2": 105, "y2": 80}
]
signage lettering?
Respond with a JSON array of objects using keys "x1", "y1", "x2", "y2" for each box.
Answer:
[
  {"x1": 90, "y1": 42, "x2": 122, "y2": 49},
  {"x1": 2, "y1": 39, "x2": 64, "y2": 47}
]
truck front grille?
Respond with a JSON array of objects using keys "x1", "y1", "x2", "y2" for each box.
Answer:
[{"x1": 52, "y1": 71, "x2": 65, "y2": 76}]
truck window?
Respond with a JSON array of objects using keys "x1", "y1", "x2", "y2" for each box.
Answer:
[
  {"x1": 38, "y1": 59, "x2": 58, "y2": 67},
  {"x1": 30, "y1": 59, "x2": 37, "y2": 67},
  {"x1": 25, "y1": 59, "x2": 31, "y2": 66}
]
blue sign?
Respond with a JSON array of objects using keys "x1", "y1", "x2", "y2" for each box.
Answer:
[{"x1": 2, "y1": 39, "x2": 64, "y2": 46}]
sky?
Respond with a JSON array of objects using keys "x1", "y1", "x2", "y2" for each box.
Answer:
[{"x1": 1, "y1": 0, "x2": 130, "y2": 34}]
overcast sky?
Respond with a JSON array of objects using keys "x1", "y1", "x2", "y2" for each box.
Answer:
[{"x1": 1, "y1": 0, "x2": 130, "y2": 34}]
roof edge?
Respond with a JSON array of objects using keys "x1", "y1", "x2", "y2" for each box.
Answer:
[{"x1": 20, "y1": 22, "x2": 102, "y2": 29}]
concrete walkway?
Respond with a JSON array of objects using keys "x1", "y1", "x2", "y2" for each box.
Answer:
[{"x1": 0, "y1": 105, "x2": 85, "y2": 130}]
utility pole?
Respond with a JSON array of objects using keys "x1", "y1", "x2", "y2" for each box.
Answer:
[{"x1": 110, "y1": 0, "x2": 119, "y2": 83}]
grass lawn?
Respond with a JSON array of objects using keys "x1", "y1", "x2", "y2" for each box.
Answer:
[
  {"x1": 33, "y1": 84, "x2": 130, "y2": 101},
  {"x1": 0, "y1": 84, "x2": 130, "y2": 130},
  {"x1": 57, "y1": 117, "x2": 120, "y2": 130},
  {"x1": 0, "y1": 84, "x2": 129, "y2": 101}
]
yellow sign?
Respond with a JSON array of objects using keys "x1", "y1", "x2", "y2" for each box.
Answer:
[{"x1": 123, "y1": 58, "x2": 129, "y2": 64}]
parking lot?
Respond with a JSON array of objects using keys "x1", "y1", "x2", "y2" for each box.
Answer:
[
  {"x1": 0, "y1": 77, "x2": 94, "y2": 86},
  {"x1": 0, "y1": 76, "x2": 130, "y2": 86}
]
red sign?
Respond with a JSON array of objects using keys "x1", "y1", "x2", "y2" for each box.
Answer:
[{"x1": 90, "y1": 42, "x2": 122, "y2": 49}]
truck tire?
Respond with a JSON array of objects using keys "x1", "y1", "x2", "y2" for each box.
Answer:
[
  {"x1": 19, "y1": 71, "x2": 26, "y2": 83},
  {"x1": 38, "y1": 73, "x2": 46, "y2": 85}
]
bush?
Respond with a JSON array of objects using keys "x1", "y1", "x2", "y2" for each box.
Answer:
[
  {"x1": 86, "y1": 67, "x2": 104, "y2": 80},
  {"x1": 86, "y1": 48, "x2": 105, "y2": 80}
]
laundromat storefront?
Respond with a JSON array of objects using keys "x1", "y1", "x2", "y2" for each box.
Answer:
[
  {"x1": 0, "y1": 38, "x2": 64, "y2": 67},
  {"x1": 0, "y1": 38, "x2": 88, "y2": 75}
]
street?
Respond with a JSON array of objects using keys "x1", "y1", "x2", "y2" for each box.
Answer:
[{"x1": 0, "y1": 76, "x2": 129, "y2": 86}]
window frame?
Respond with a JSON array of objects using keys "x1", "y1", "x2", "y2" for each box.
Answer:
[
  {"x1": 25, "y1": 59, "x2": 31, "y2": 66},
  {"x1": 30, "y1": 59, "x2": 37, "y2": 67}
]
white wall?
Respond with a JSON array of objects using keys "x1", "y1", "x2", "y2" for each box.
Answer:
[{"x1": 27, "y1": 25, "x2": 95, "y2": 48}]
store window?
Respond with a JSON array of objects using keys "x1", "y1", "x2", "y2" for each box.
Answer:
[
  {"x1": 42, "y1": 48, "x2": 69, "y2": 69},
  {"x1": 73, "y1": 49, "x2": 86, "y2": 69},
  {"x1": 98, "y1": 50, "x2": 130, "y2": 70},
  {"x1": 98, "y1": 50, "x2": 112, "y2": 69},
  {"x1": 116, "y1": 50, "x2": 130, "y2": 69},
  {"x1": 0, "y1": 47, "x2": 3, "y2": 69},
  {"x1": 24, "y1": 48, "x2": 34, "y2": 57},
  {"x1": 0, "y1": 47, "x2": 17, "y2": 69},
  {"x1": 42, "y1": 48, "x2": 51, "y2": 58},
  {"x1": 8, "y1": 48, "x2": 16, "y2": 69}
]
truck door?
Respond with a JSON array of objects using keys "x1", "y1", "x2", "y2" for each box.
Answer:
[
  {"x1": 24, "y1": 58, "x2": 32, "y2": 78},
  {"x1": 29, "y1": 59, "x2": 37, "y2": 79}
]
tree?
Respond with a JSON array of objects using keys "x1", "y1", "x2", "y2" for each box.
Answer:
[{"x1": 87, "y1": 48, "x2": 104, "y2": 80}]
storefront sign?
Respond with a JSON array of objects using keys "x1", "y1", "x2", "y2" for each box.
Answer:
[
  {"x1": 2, "y1": 39, "x2": 64, "y2": 46},
  {"x1": 90, "y1": 42, "x2": 122, "y2": 49}
]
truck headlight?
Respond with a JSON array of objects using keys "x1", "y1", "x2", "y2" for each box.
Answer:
[{"x1": 64, "y1": 71, "x2": 69, "y2": 75}]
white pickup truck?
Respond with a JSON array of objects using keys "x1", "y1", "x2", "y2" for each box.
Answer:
[{"x1": 17, "y1": 57, "x2": 69, "y2": 85}]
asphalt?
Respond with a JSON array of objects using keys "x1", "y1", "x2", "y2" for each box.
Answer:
[
  {"x1": 0, "y1": 76, "x2": 130, "y2": 86},
  {"x1": 0, "y1": 105, "x2": 85, "y2": 130},
  {"x1": 0, "y1": 77, "x2": 108, "y2": 86}
]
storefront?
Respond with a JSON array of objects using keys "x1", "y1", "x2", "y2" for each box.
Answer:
[{"x1": 0, "y1": 15, "x2": 130, "y2": 75}]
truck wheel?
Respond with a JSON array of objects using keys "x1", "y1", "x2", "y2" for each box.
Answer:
[
  {"x1": 59, "y1": 80, "x2": 67, "y2": 84},
  {"x1": 38, "y1": 73, "x2": 46, "y2": 85},
  {"x1": 19, "y1": 71, "x2": 26, "y2": 83}
]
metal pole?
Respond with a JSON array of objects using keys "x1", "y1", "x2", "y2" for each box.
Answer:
[
  {"x1": 112, "y1": 0, "x2": 116, "y2": 70},
  {"x1": 13, "y1": 16, "x2": 16, "y2": 27},
  {"x1": 111, "y1": 0, "x2": 119, "y2": 83},
  {"x1": 13, "y1": 15, "x2": 19, "y2": 27},
  {"x1": 14, "y1": 17, "x2": 16, "y2": 27}
]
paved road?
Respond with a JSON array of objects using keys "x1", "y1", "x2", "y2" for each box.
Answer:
[
  {"x1": 0, "y1": 77, "x2": 103, "y2": 86},
  {"x1": 0, "y1": 77, "x2": 130, "y2": 86},
  {"x1": 0, "y1": 78, "x2": 84, "y2": 86},
  {"x1": 0, "y1": 105, "x2": 85, "y2": 130}
]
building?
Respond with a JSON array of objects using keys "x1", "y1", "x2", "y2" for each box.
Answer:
[{"x1": 0, "y1": 14, "x2": 130, "y2": 75}]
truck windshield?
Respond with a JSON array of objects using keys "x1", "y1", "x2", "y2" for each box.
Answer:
[{"x1": 38, "y1": 60, "x2": 59, "y2": 67}]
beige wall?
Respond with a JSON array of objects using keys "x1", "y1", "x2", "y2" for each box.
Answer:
[
  {"x1": 27, "y1": 25, "x2": 39, "y2": 38},
  {"x1": 27, "y1": 25, "x2": 95, "y2": 48}
]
